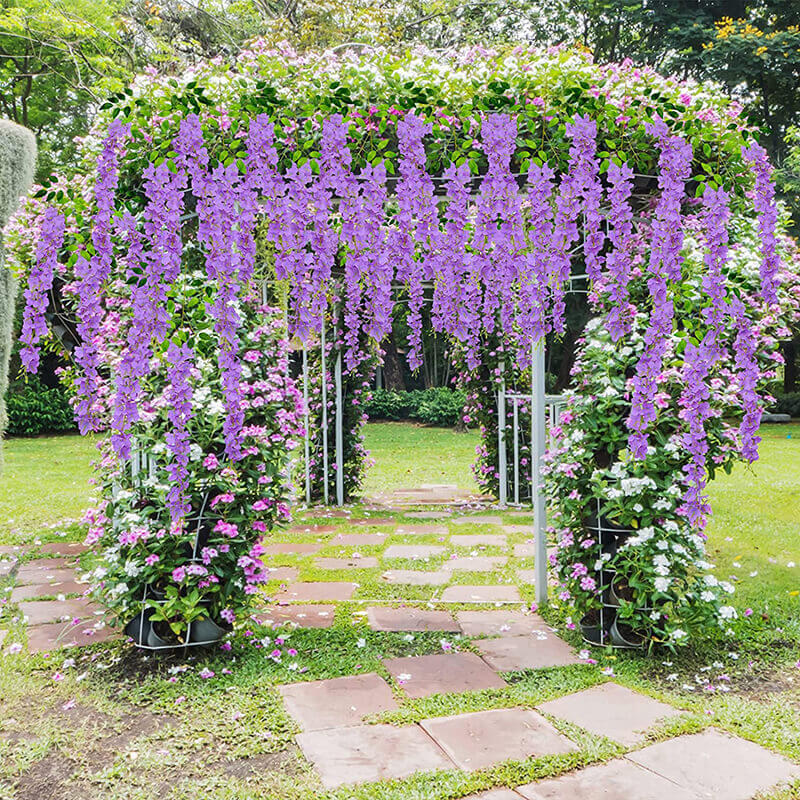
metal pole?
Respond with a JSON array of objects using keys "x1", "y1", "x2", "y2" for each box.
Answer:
[
  {"x1": 303, "y1": 344, "x2": 311, "y2": 505},
  {"x1": 532, "y1": 337, "x2": 548, "y2": 605},
  {"x1": 513, "y1": 398, "x2": 519, "y2": 506},
  {"x1": 335, "y1": 349, "x2": 344, "y2": 507},
  {"x1": 321, "y1": 321, "x2": 329, "y2": 506},
  {"x1": 497, "y1": 360, "x2": 507, "y2": 507}
]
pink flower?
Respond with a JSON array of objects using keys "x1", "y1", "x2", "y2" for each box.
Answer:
[
  {"x1": 199, "y1": 668, "x2": 215, "y2": 679},
  {"x1": 203, "y1": 453, "x2": 219, "y2": 470},
  {"x1": 145, "y1": 554, "x2": 159, "y2": 566}
]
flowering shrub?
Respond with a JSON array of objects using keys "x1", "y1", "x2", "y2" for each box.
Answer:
[
  {"x1": 86, "y1": 284, "x2": 303, "y2": 638},
  {"x1": 544, "y1": 213, "x2": 800, "y2": 647}
]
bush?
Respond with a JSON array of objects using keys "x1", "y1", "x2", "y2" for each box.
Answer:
[
  {"x1": 770, "y1": 392, "x2": 800, "y2": 417},
  {"x1": 6, "y1": 378, "x2": 76, "y2": 436},
  {"x1": 364, "y1": 387, "x2": 465, "y2": 427}
]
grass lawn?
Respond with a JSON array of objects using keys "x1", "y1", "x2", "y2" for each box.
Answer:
[{"x1": 0, "y1": 422, "x2": 798, "y2": 799}]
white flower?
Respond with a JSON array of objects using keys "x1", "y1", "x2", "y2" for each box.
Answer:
[
  {"x1": 719, "y1": 606, "x2": 737, "y2": 620},
  {"x1": 700, "y1": 591, "x2": 716, "y2": 602},
  {"x1": 654, "y1": 577, "x2": 671, "y2": 592},
  {"x1": 670, "y1": 628, "x2": 688, "y2": 641}
]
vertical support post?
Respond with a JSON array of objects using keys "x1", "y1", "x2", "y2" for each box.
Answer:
[
  {"x1": 497, "y1": 360, "x2": 507, "y2": 507},
  {"x1": 513, "y1": 398, "x2": 519, "y2": 506},
  {"x1": 531, "y1": 338, "x2": 548, "y2": 605},
  {"x1": 335, "y1": 350, "x2": 344, "y2": 507},
  {"x1": 321, "y1": 321, "x2": 329, "y2": 506},
  {"x1": 302, "y1": 344, "x2": 311, "y2": 505}
]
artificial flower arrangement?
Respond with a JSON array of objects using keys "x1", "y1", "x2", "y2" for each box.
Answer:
[{"x1": 544, "y1": 211, "x2": 799, "y2": 649}]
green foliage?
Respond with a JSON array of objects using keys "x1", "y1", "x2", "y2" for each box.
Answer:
[
  {"x1": 364, "y1": 387, "x2": 466, "y2": 427},
  {"x1": 770, "y1": 392, "x2": 800, "y2": 417},
  {"x1": 5, "y1": 376, "x2": 74, "y2": 436}
]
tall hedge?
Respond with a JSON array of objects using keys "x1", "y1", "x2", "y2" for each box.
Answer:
[{"x1": 0, "y1": 120, "x2": 36, "y2": 470}]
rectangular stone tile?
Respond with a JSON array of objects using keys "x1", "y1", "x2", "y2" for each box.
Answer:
[
  {"x1": 476, "y1": 634, "x2": 579, "y2": 671},
  {"x1": 538, "y1": 683, "x2": 681, "y2": 746},
  {"x1": 456, "y1": 610, "x2": 548, "y2": 637},
  {"x1": 383, "y1": 652, "x2": 507, "y2": 698},
  {"x1": 27, "y1": 620, "x2": 118, "y2": 653},
  {"x1": 314, "y1": 557, "x2": 379, "y2": 570},
  {"x1": 276, "y1": 582, "x2": 356, "y2": 602},
  {"x1": 421, "y1": 708, "x2": 575, "y2": 771},
  {"x1": 263, "y1": 567, "x2": 300, "y2": 582},
  {"x1": 516, "y1": 759, "x2": 699, "y2": 800},
  {"x1": 279, "y1": 673, "x2": 398, "y2": 731},
  {"x1": 331, "y1": 533, "x2": 388, "y2": 546},
  {"x1": 394, "y1": 524, "x2": 449, "y2": 536},
  {"x1": 258, "y1": 604, "x2": 335, "y2": 628},
  {"x1": 287, "y1": 524, "x2": 337, "y2": 534},
  {"x1": 352, "y1": 518, "x2": 396, "y2": 527},
  {"x1": 16, "y1": 565, "x2": 76, "y2": 586},
  {"x1": 381, "y1": 569, "x2": 451, "y2": 586},
  {"x1": 18, "y1": 598, "x2": 102, "y2": 626},
  {"x1": 451, "y1": 535, "x2": 507, "y2": 547},
  {"x1": 516, "y1": 570, "x2": 537, "y2": 585},
  {"x1": 406, "y1": 511, "x2": 452, "y2": 519},
  {"x1": 36, "y1": 542, "x2": 88, "y2": 557},
  {"x1": 11, "y1": 581, "x2": 87, "y2": 602},
  {"x1": 261, "y1": 543, "x2": 323, "y2": 555},
  {"x1": 0, "y1": 559, "x2": 17, "y2": 578},
  {"x1": 627, "y1": 729, "x2": 800, "y2": 800},
  {"x1": 383, "y1": 545, "x2": 447, "y2": 560},
  {"x1": 367, "y1": 607, "x2": 460, "y2": 632},
  {"x1": 0, "y1": 546, "x2": 25, "y2": 556},
  {"x1": 514, "y1": 544, "x2": 537, "y2": 558},
  {"x1": 452, "y1": 516, "x2": 504, "y2": 526},
  {"x1": 503, "y1": 525, "x2": 534, "y2": 535},
  {"x1": 464, "y1": 792, "x2": 525, "y2": 800},
  {"x1": 443, "y1": 556, "x2": 507, "y2": 572},
  {"x1": 441, "y1": 585, "x2": 522, "y2": 604},
  {"x1": 296, "y1": 724, "x2": 454, "y2": 788}
]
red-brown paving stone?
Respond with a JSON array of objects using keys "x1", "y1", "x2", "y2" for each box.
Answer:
[
  {"x1": 456, "y1": 610, "x2": 548, "y2": 637},
  {"x1": 11, "y1": 581, "x2": 87, "y2": 602},
  {"x1": 258, "y1": 604, "x2": 335, "y2": 628},
  {"x1": 381, "y1": 569, "x2": 451, "y2": 585},
  {"x1": 0, "y1": 545, "x2": 25, "y2": 556},
  {"x1": 0, "y1": 629, "x2": 7, "y2": 649},
  {"x1": 420, "y1": 708, "x2": 576, "y2": 771},
  {"x1": 37, "y1": 542, "x2": 88, "y2": 557},
  {"x1": 476, "y1": 633, "x2": 579, "y2": 670},
  {"x1": 16, "y1": 568, "x2": 80, "y2": 587},
  {"x1": 537, "y1": 683, "x2": 681, "y2": 746},
  {"x1": 514, "y1": 544, "x2": 537, "y2": 557},
  {"x1": 383, "y1": 544, "x2": 446, "y2": 560},
  {"x1": 450, "y1": 534, "x2": 507, "y2": 547},
  {"x1": 286, "y1": 524, "x2": 337, "y2": 534},
  {"x1": 352, "y1": 518, "x2": 396, "y2": 527},
  {"x1": 405, "y1": 511, "x2": 451, "y2": 519},
  {"x1": 278, "y1": 673, "x2": 398, "y2": 731},
  {"x1": 516, "y1": 570, "x2": 537, "y2": 585},
  {"x1": 276, "y1": 582, "x2": 357, "y2": 602},
  {"x1": 263, "y1": 567, "x2": 300, "y2": 582},
  {"x1": 516, "y1": 759, "x2": 698, "y2": 800},
  {"x1": 366, "y1": 606, "x2": 460, "y2": 632},
  {"x1": 18, "y1": 598, "x2": 102, "y2": 626},
  {"x1": 626, "y1": 729, "x2": 800, "y2": 800},
  {"x1": 27, "y1": 621, "x2": 118, "y2": 653},
  {"x1": 464, "y1": 792, "x2": 524, "y2": 800},
  {"x1": 314, "y1": 557, "x2": 380, "y2": 570},
  {"x1": 443, "y1": 556, "x2": 508, "y2": 572},
  {"x1": 261, "y1": 542, "x2": 324, "y2": 555},
  {"x1": 441, "y1": 585, "x2": 522, "y2": 603},
  {"x1": 304, "y1": 508, "x2": 351, "y2": 518},
  {"x1": 502, "y1": 525, "x2": 534, "y2": 535},
  {"x1": 383, "y1": 652, "x2": 507, "y2": 698},
  {"x1": 394, "y1": 524, "x2": 449, "y2": 536},
  {"x1": 0, "y1": 559, "x2": 15, "y2": 578},
  {"x1": 332, "y1": 533, "x2": 388, "y2": 546},
  {"x1": 296, "y1": 723, "x2": 454, "y2": 788},
  {"x1": 452, "y1": 516, "x2": 504, "y2": 526}
]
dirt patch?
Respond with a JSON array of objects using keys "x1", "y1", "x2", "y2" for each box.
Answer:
[
  {"x1": 216, "y1": 746, "x2": 301, "y2": 780},
  {"x1": 14, "y1": 754, "x2": 85, "y2": 800}
]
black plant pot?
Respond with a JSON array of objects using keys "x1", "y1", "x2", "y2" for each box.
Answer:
[
  {"x1": 124, "y1": 609, "x2": 155, "y2": 646},
  {"x1": 580, "y1": 610, "x2": 613, "y2": 646},
  {"x1": 188, "y1": 616, "x2": 230, "y2": 645},
  {"x1": 609, "y1": 618, "x2": 646, "y2": 649}
]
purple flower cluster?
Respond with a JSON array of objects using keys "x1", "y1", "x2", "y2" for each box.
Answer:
[
  {"x1": 20, "y1": 207, "x2": 65, "y2": 373},
  {"x1": 164, "y1": 341, "x2": 194, "y2": 523}
]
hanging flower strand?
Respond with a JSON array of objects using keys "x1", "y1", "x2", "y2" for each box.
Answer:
[
  {"x1": 20, "y1": 207, "x2": 65, "y2": 373},
  {"x1": 164, "y1": 341, "x2": 194, "y2": 525}
]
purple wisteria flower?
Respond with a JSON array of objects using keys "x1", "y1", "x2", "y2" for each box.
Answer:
[{"x1": 164, "y1": 341, "x2": 194, "y2": 522}]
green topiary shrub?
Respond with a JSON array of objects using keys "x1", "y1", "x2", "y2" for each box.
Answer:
[
  {"x1": 0, "y1": 120, "x2": 36, "y2": 468},
  {"x1": 770, "y1": 392, "x2": 800, "y2": 418},
  {"x1": 5, "y1": 377, "x2": 75, "y2": 436},
  {"x1": 364, "y1": 387, "x2": 466, "y2": 427}
]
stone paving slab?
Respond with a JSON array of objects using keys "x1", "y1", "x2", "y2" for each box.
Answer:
[
  {"x1": 18, "y1": 598, "x2": 102, "y2": 626},
  {"x1": 36, "y1": 542, "x2": 88, "y2": 557},
  {"x1": 0, "y1": 545, "x2": 26, "y2": 556},
  {"x1": 456, "y1": 610, "x2": 548, "y2": 637},
  {"x1": 261, "y1": 543, "x2": 324, "y2": 555},
  {"x1": 332, "y1": 533, "x2": 388, "y2": 546},
  {"x1": 0, "y1": 559, "x2": 16, "y2": 578},
  {"x1": 405, "y1": 511, "x2": 452, "y2": 519},
  {"x1": 514, "y1": 544, "x2": 537, "y2": 558},
  {"x1": 476, "y1": 634, "x2": 578, "y2": 671},
  {"x1": 420, "y1": 708, "x2": 576, "y2": 771},
  {"x1": 262, "y1": 566, "x2": 299, "y2": 582},
  {"x1": 627, "y1": 729, "x2": 800, "y2": 800},
  {"x1": 394, "y1": 524, "x2": 449, "y2": 536},
  {"x1": 452, "y1": 516, "x2": 504, "y2": 526},
  {"x1": 516, "y1": 758, "x2": 699, "y2": 800},
  {"x1": 11, "y1": 581, "x2": 87, "y2": 602},
  {"x1": 287, "y1": 524, "x2": 337, "y2": 534},
  {"x1": 464, "y1": 791, "x2": 524, "y2": 800},
  {"x1": 0, "y1": 629, "x2": 7, "y2": 649},
  {"x1": 27, "y1": 621, "x2": 118, "y2": 653},
  {"x1": 443, "y1": 556, "x2": 508, "y2": 572},
  {"x1": 441, "y1": 585, "x2": 522, "y2": 604},
  {"x1": 451, "y1": 535, "x2": 507, "y2": 547},
  {"x1": 381, "y1": 569, "x2": 451, "y2": 585},
  {"x1": 277, "y1": 582, "x2": 357, "y2": 602},
  {"x1": 383, "y1": 544, "x2": 447, "y2": 560},
  {"x1": 367, "y1": 607, "x2": 460, "y2": 632},
  {"x1": 538, "y1": 683, "x2": 681, "y2": 746},
  {"x1": 16, "y1": 565, "x2": 76, "y2": 586},
  {"x1": 383, "y1": 652, "x2": 507, "y2": 698},
  {"x1": 314, "y1": 557, "x2": 380, "y2": 570},
  {"x1": 279, "y1": 673, "x2": 398, "y2": 731},
  {"x1": 295, "y1": 723, "x2": 454, "y2": 788},
  {"x1": 516, "y1": 570, "x2": 537, "y2": 585},
  {"x1": 352, "y1": 518, "x2": 397, "y2": 527},
  {"x1": 502, "y1": 525, "x2": 534, "y2": 535},
  {"x1": 258, "y1": 604, "x2": 335, "y2": 628}
]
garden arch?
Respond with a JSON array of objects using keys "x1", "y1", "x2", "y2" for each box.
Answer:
[{"x1": 14, "y1": 44, "x2": 782, "y2": 635}]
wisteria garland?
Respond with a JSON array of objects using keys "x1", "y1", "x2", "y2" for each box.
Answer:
[
  {"x1": 164, "y1": 341, "x2": 194, "y2": 523},
  {"x1": 20, "y1": 207, "x2": 65, "y2": 373}
]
